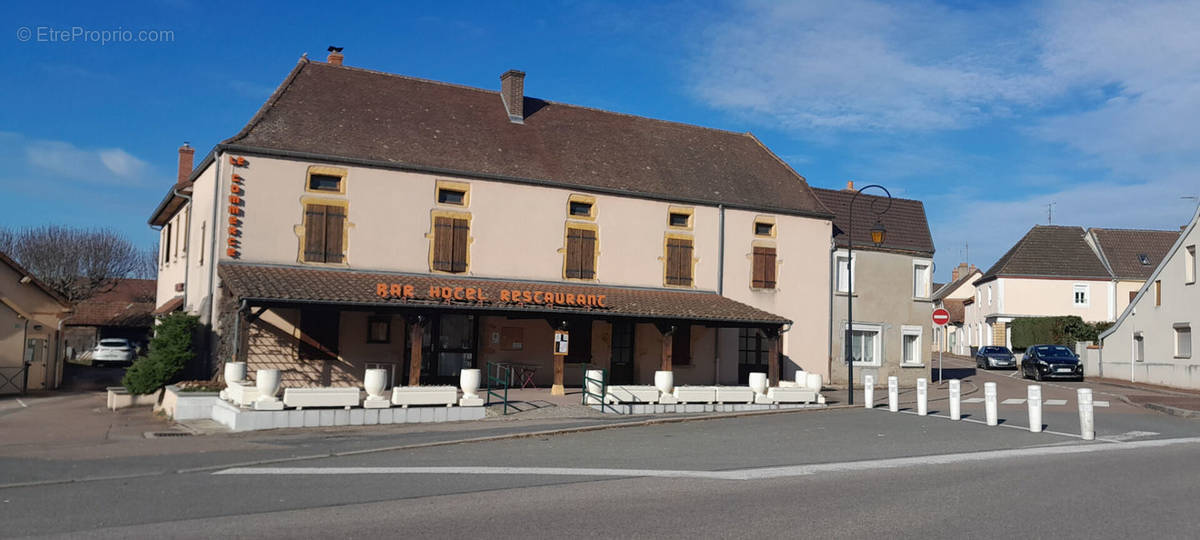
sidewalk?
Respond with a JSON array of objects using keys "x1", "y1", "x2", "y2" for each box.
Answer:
[{"x1": 1087, "y1": 377, "x2": 1200, "y2": 418}]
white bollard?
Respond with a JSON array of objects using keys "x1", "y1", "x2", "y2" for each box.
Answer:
[
  {"x1": 1078, "y1": 388, "x2": 1095, "y2": 441},
  {"x1": 984, "y1": 382, "x2": 998, "y2": 426},
  {"x1": 949, "y1": 379, "x2": 961, "y2": 420},
  {"x1": 887, "y1": 376, "x2": 899, "y2": 412},
  {"x1": 916, "y1": 378, "x2": 928, "y2": 416},
  {"x1": 864, "y1": 374, "x2": 875, "y2": 409},
  {"x1": 1027, "y1": 385, "x2": 1043, "y2": 433}
]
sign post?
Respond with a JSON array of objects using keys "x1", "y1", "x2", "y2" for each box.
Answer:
[{"x1": 932, "y1": 308, "x2": 950, "y2": 383}]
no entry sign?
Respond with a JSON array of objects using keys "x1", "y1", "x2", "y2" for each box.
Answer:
[{"x1": 932, "y1": 308, "x2": 951, "y2": 326}]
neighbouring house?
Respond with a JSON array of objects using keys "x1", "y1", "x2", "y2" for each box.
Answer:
[
  {"x1": 965, "y1": 225, "x2": 1179, "y2": 352},
  {"x1": 62, "y1": 279, "x2": 156, "y2": 362},
  {"x1": 932, "y1": 262, "x2": 980, "y2": 356},
  {"x1": 813, "y1": 184, "x2": 935, "y2": 388},
  {"x1": 1098, "y1": 207, "x2": 1199, "y2": 389},
  {"x1": 147, "y1": 51, "x2": 838, "y2": 394},
  {"x1": 0, "y1": 251, "x2": 71, "y2": 394}
]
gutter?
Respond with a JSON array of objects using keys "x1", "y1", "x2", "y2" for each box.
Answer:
[{"x1": 715, "y1": 204, "x2": 725, "y2": 384}]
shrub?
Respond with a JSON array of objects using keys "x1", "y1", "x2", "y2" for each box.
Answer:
[
  {"x1": 1011, "y1": 316, "x2": 1110, "y2": 349},
  {"x1": 122, "y1": 312, "x2": 199, "y2": 395}
]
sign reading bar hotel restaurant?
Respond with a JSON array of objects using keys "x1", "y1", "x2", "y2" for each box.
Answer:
[{"x1": 375, "y1": 283, "x2": 609, "y2": 308}]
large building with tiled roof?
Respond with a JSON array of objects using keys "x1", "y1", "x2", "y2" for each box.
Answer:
[{"x1": 148, "y1": 50, "x2": 840, "y2": 392}]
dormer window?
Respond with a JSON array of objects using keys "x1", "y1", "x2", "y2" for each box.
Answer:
[{"x1": 1138, "y1": 254, "x2": 1151, "y2": 265}]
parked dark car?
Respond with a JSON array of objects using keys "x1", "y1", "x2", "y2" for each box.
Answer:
[
  {"x1": 1021, "y1": 344, "x2": 1083, "y2": 381},
  {"x1": 975, "y1": 346, "x2": 1016, "y2": 370}
]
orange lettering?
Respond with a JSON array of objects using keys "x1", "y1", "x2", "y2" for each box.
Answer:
[
  {"x1": 228, "y1": 226, "x2": 238, "y2": 236},
  {"x1": 231, "y1": 173, "x2": 244, "y2": 183},
  {"x1": 226, "y1": 247, "x2": 238, "y2": 257},
  {"x1": 227, "y1": 238, "x2": 238, "y2": 246},
  {"x1": 500, "y1": 290, "x2": 511, "y2": 302},
  {"x1": 441, "y1": 287, "x2": 453, "y2": 299},
  {"x1": 403, "y1": 285, "x2": 414, "y2": 298},
  {"x1": 522, "y1": 291, "x2": 532, "y2": 303},
  {"x1": 597, "y1": 295, "x2": 607, "y2": 307},
  {"x1": 228, "y1": 205, "x2": 240, "y2": 216},
  {"x1": 554, "y1": 293, "x2": 565, "y2": 304},
  {"x1": 465, "y1": 288, "x2": 476, "y2": 300},
  {"x1": 390, "y1": 284, "x2": 404, "y2": 298},
  {"x1": 533, "y1": 291, "x2": 543, "y2": 303},
  {"x1": 228, "y1": 216, "x2": 239, "y2": 226},
  {"x1": 542, "y1": 291, "x2": 554, "y2": 305},
  {"x1": 454, "y1": 287, "x2": 465, "y2": 300},
  {"x1": 476, "y1": 289, "x2": 487, "y2": 301},
  {"x1": 229, "y1": 195, "x2": 241, "y2": 205},
  {"x1": 586, "y1": 294, "x2": 597, "y2": 306},
  {"x1": 429, "y1": 286, "x2": 441, "y2": 298},
  {"x1": 566, "y1": 293, "x2": 575, "y2": 305},
  {"x1": 377, "y1": 283, "x2": 388, "y2": 297}
]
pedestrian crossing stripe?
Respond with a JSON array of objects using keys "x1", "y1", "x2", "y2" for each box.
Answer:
[
  {"x1": 1094, "y1": 400, "x2": 1110, "y2": 407},
  {"x1": 1044, "y1": 399, "x2": 1067, "y2": 406},
  {"x1": 962, "y1": 398, "x2": 985, "y2": 403},
  {"x1": 1001, "y1": 398, "x2": 1026, "y2": 405}
]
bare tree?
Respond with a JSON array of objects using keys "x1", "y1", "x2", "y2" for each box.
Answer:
[{"x1": 0, "y1": 226, "x2": 153, "y2": 303}]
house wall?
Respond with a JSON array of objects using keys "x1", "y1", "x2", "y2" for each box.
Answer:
[
  {"x1": 155, "y1": 205, "x2": 190, "y2": 308},
  {"x1": 1101, "y1": 226, "x2": 1199, "y2": 389},
  {"x1": 0, "y1": 261, "x2": 66, "y2": 391},
  {"x1": 829, "y1": 249, "x2": 933, "y2": 387},
  {"x1": 1001, "y1": 277, "x2": 1113, "y2": 322}
]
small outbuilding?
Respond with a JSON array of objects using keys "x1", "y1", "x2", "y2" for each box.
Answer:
[{"x1": 0, "y1": 251, "x2": 72, "y2": 394}]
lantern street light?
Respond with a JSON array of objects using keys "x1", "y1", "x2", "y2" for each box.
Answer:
[{"x1": 845, "y1": 185, "x2": 891, "y2": 405}]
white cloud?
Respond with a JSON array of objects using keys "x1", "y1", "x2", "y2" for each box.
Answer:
[{"x1": 23, "y1": 137, "x2": 150, "y2": 184}]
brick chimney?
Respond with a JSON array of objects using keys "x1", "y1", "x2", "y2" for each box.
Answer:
[
  {"x1": 952, "y1": 262, "x2": 970, "y2": 281},
  {"x1": 327, "y1": 46, "x2": 344, "y2": 65},
  {"x1": 500, "y1": 69, "x2": 525, "y2": 123},
  {"x1": 845, "y1": 180, "x2": 855, "y2": 191},
  {"x1": 176, "y1": 143, "x2": 194, "y2": 186}
]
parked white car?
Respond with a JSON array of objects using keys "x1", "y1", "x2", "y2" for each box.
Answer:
[{"x1": 92, "y1": 338, "x2": 136, "y2": 367}]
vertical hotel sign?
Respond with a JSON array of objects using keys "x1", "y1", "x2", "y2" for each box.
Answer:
[{"x1": 227, "y1": 156, "x2": 247, "y2": 258}]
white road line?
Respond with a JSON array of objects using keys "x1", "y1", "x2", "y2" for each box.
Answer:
[
  {"x1": 15, "y1": 399, "x2": 27, "y2": 408},
  {"x1": 1044, "y1": 399, "x2": 1068, "y2": 406},
  {"x1": 1001, "y1": 398, "x2": 1026, "y2": 405},
  {"x1": 214, "y1": 437, "x2": 1200, "y2": 481},
  {"x1": 1094, "y1": 401, "x2": 1110, "y2": 407},
  {"x1": 962, "y1": 398, "x2": 985, "y2": 403}
]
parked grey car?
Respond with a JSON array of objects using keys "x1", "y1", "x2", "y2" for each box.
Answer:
[
  {"x1": 1021, "y1": 344, "x2": 1084, "y2": 381},
  {"x1": 975, "y1": 346, "x2": 1016, "y2": 370}
]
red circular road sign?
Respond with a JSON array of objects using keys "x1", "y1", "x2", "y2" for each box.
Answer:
[{"x1": 932, "y1": 308, "x2": 951, "y2": 326}]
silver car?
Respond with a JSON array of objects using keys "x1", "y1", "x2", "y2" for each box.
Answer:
[
  {"x1": 975, "y1": 346, "x2": 1016, "y2": 370},
  {"x1": 92, "y1": 338, "x2": 136, "y2": 367}
]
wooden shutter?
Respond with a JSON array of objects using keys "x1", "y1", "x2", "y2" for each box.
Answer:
[
  {"x1": 432, "y1": 217, "x2": 453, "y2": 271},
  {"x1": 565, "y1": 228, "x2": 583, "y2": 279},
  {"x1": 666, "y1": 237, "x2": 693, "y2": 286},
  {"x1": 580, "y1": 228, "x2": 596, "y2": 279},
  {"x1": 451, "y1": 218, "x2": 469, "y2": 273},
  {"x1": 304, "y1": 205, "x2": 327, "y2": 262},
  {"x1": 324, "y1": 206, "x2": 345, "y2": 263},
  {"x1": 753, "y1": 247, "x2": 776, "y2": 288}
]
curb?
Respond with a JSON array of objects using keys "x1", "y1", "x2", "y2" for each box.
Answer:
[{"x1": 1141, "y1": 402, "x2": 1200, "y2": 419}]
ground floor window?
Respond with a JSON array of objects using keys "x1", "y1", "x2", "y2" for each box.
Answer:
[
  {"x1": 565, "y1": 320, "x2": 593, "y2": 364},
  {"x1": 1134, "y1": 332, "x2": 1145, "y2": 362},
  {"x1": 672, "y1": 325, "x2": 692, "y2": 366},
  {"x1": 738, "y1": 328, "x2": 769, "y2": 384},
  {"x1": 901, "y1": 325, "x2": 922, "y2": 366},
  {"x1": 848, "y1": 323, "x2": 881, "y2": 366},
  {"x1": 1175, "y1": 324, "x2": 1192, "y2": 359}
]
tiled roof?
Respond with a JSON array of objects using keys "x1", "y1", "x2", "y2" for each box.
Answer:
[
  {"x1": 152, "y1": 295, "x2": 184, "y2": 316},
  {"x1": 811, "y1": 188, "x2": 935, "y2": 255},
  {"x1": 932, "y1": 269, "x2": 980, "y2": 301},
  {"x1": 0, "y1": 250, "x2": 71, "y2": 307},
  {"x1": 67, "y1": 279, "x2": 156, "y2": 327},
  {"x1": 941, "y1": 299, "x2": 965, "y2": 324},
  {"x1": 977, "y1": 225, "x2": 1110, "y2": 283},
  {"x1": 218, "y1": 263, "x2": 790, "y2": 326},
  {"x1": 1090, "y1": 228, "x2": 1180, "y2": 280},
  {"x1": 218, "y1": 59, "x2": 831, "y2": 218}
]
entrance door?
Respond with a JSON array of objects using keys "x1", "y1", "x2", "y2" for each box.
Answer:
[
  {"x1": 25, "y1": 338, "x2": 47, "y2": 390},
  {"x1": 609, "y1": 321, "x2": 635, "y2": 384},
  {"x1": 420, "y1": 314, "x2": 477, "y2": 385},
  {"x1": 737, "y1": 329, "x2": 768, "y2": 384}
]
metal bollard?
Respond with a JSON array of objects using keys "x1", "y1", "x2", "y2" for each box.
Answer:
[
  {"x1": 864, "y1": 374, "x2": 875, "y2": 409},
  {"x1": 1027, "y1": 385, "x2": 1042, "y2": 433},
  {"x1": 1078, "y1": 388, "x2": 1095, "y2": 440},
  {"x1": 984, "y1": 382, "x2": 998, "y2": 426},
  {"x1": 917, "y1": 378, "x2": 928, "y2": 416},
  {"x1": 888, "y1": 376, "x2": 899, "y2": 412},
  {"x1": 949, "y1": 379, "x2": 961, "y2": 420}
]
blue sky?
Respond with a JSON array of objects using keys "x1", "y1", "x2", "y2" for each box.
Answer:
[{"x1": 3, "y1": 0, "x2": 1199, "y2": 281}]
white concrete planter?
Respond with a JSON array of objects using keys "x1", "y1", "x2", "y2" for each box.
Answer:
[
  {"x1": 460, "y1": 369, "x2": 481, "y2": 399},
  {"x1": 254, "y1": 369, "x2": 283, "y2": 410},
  {"x1": 794, "y1": 370, "x2": 807, "y2": 385},
  {"x1": 224, "y1": 361, "x2": 247, "y2": 383},
  {"x1": 364, "y1": 369, "x2": 388, "y2": 401},
  {"x1": 805, "y1": 373, "x2": 823, "y2": 391},
  {"x1": 105, "y1": 387, "x2": 157, "y2": 410},
  {"x1": 283, "y1": 387, "x2": 361, "y2": 409},
  {"x1": 748, "y1": 372, "x2": 768, "y2": 396},
  {"x1": 391, "y1": 386, "x2": 458, "y2": 408},
  {"x1": 654, "y1": 371, "x2": 674, "y2": 396},
  {"x1": 225, "y1": 380, "x2": 260, "y2": 406},
  {"x1": 584, "y1": 369, "x2": 605, "y2": 405},
  {"x1": 768, "y1": 386, "x2": 817, "y2": 403},
  {"x1": 605, "y1": 385, "x2": 660, "y2": 404},
  {"x1": 674, "y1": 385, "x2": 717, "y2": 404},
  {"x1": 715, "y1": 386, "x2": 755, "y2": 404}
]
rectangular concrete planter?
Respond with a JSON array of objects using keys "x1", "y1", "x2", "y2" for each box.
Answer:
[
  {"x1": 767, "y1": 387, "x2": 818, "y2": 404},
  {"x1": 391, "y1": 386, "x2": 458, "y2": 407},
  {"x1": 225, "y1": 380, "x2": 260, "y2": 407},
  {"x1": 605, "y1": 385, "x2": 660, "y2": 404},
  {"x1": 106, "y1": 387, "x2": 157, "y2": 410},
  {"x1": 674, "y1": 386, "x2": 717, "y2": 404},
  {"x1": 715, "y1": 387, "x2": 754, "y2": 404},
  {"x1": 208, "y1": 399, "x2": 487, "y2": 431},
  {"x1": 157, "y1": 385, "x2": 221, "y2": 420},
  {"x1": 282, "y1": 387, "x2": 362, "y2": 409}
]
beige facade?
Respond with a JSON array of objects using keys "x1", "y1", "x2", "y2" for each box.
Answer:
[
  {"x1": 0, "y1": 255, "x2": 70, "y2": 393},
  {"x1": 1100, "y1": 209, "x2": 1200, "y2": 389}
]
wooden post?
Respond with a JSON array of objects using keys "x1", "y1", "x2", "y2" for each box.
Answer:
[
  {"x1": 552, "y1": 355, "x2": 565, "y2": 396},
  {"x1": 407, "y1": 316, "x2": 424, "y2": 386},
  {"x1": 767, "y1": 329, "x2": 780, "y2": 387},
  {"x1": 658, "y1": 323, "x2": 676, "y2": 372}
]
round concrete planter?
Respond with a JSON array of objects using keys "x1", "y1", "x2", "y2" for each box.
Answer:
[
  {"x1": 805, "y1": 373, "x2": 823, "y2": 391},
  {"x1": 585, "y1": 369, "x2": 604, "y2": 404},
  {"x1": 255, "y1": 369, "x2": 281, "y2": 399},
  {"x1": 460, "y1": 368, "x2": 481, "y2": 399},
  {"x1": 748, "y1": 372, "x2": 768, "y2": 396},
  {"x1": 224, "y1": 362, "x2": 247, "y2": 383},
  {"x1": 364, "y1": 368, "x2": 388, "y2": 400},
  {"x1": 794, "y1": 370, "x2": 807, "y2": 385},
  {"x1": 654, "y1": 370, "x2": 674, "y2": 396}
]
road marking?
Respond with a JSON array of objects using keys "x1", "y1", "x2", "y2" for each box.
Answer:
[
  {"x1": 15, "y1": 399, "x2": 27, "y2": 408},
  {"x1": 1094, "y1": 401, "x2": 1110, "y2": 407},
  {"x1": 1044, "y1": 399, "x2": 1068, "y2": 406},
  {"x1": 1109, "y1": 431, "x2": 1160, "y2": 441},
  {"x1": 962, "y1": 398, "x2": 985, "y2": 403},
  {"x1": 214, "y1": 437, "x2": 1200, "y2": 481},
  {"x1": 1001, "y1": 398, "x2": 1026, "y2": 405}
]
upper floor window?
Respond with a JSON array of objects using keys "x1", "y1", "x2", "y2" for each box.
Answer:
[
  {"x1": 835, "y1": 252, "x2": 854, "y2": 293},
  {"x1": 913, "y1": 261, "x2": 931, "y2": 298},
  {"x1": 569, "y1": 201, "x2": 592, "y2": 217},
  {"x1": 1073, "y1": 284, "x2": 1089, "y2": 307},
  {"x1": 1186, "y1": 245, "x2": 1196, "y2": 284},
  {"x1": 1156, "y1": 280, "x2": 1162, "y2": 306},
  {"x1": 302, "y1": 203, "x2": 346, "y2": 264},
  {"x1": 755, "y1": 221, "x2": 775, "y2": 237},
  {"x1": 306, "y1": 166, "x2": 347, "y2": 194},
  {"x1": 751, "y1": 246, "x2": 776, "y2": 289},
  {"x1": 436, "y1": 180, "x2": 470, "y2": 207},
  {"x1": 987, "y1": 287, "x2": 992, "y2": 306},
  {"x1": 665, "y1": 235, "x2": 694, "y2": 286},
  {"x1": 566, "y1": 194, "x2": 596, "y2": 220},
  {"x1": 431, "y1": 215, "x2": 469, "y2": 273},
  {"x1": 162, "y1": 222, "x2": 172, "y2": 265},
  {"x1": 564, "y1": 226, "x2": 597, "y2": 279},
  {"x1": 668, "y1": 207, "x2": 693, "y2": 230}
]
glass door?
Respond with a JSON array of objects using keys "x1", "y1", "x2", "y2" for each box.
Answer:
[
  {"x1": 609, "y1": 322, "x2": 635, "y2": 384},
  {"x1": 423, "y1": 314, "x2": 477, "y2": 385}
]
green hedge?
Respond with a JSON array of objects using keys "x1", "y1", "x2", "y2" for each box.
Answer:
[
  {"x1": 1011, "y1": 316, "x2": 1111, "y2": 349},
  {"x1": 122, "y1": 312, "x2": 199, "y2": 395}
]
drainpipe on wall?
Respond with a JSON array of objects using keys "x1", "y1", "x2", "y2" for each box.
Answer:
[
  {"x1": 715, "y1": 205, "x2": 725, "y2": 384},
  {"x1": 202, "y1": 152, "x2": 223, "y2": 376},
  {"x1": 828, "y1": 240, "x2": 836, "y2": 383}
]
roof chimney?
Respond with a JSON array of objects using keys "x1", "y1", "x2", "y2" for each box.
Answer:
[
  {"x1": 176, "y1": 143, "x2": 194, "y2": 186},
  {"x1": 327, "y1": 46, "x2": 344, "y2": 65},
  {"x1": 845, "y1": 180, "x2": 855, "y2": 192},
  {"x1": 500, "y1": 69, "x2": 525, "y2": 123},
  {"x1": 952, "y1": 262, "x2": 969, "y2": 281}
]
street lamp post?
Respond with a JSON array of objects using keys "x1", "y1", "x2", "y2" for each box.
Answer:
[{"x1": 845, "y1": 184, "x2": 891, "y2": 406}]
